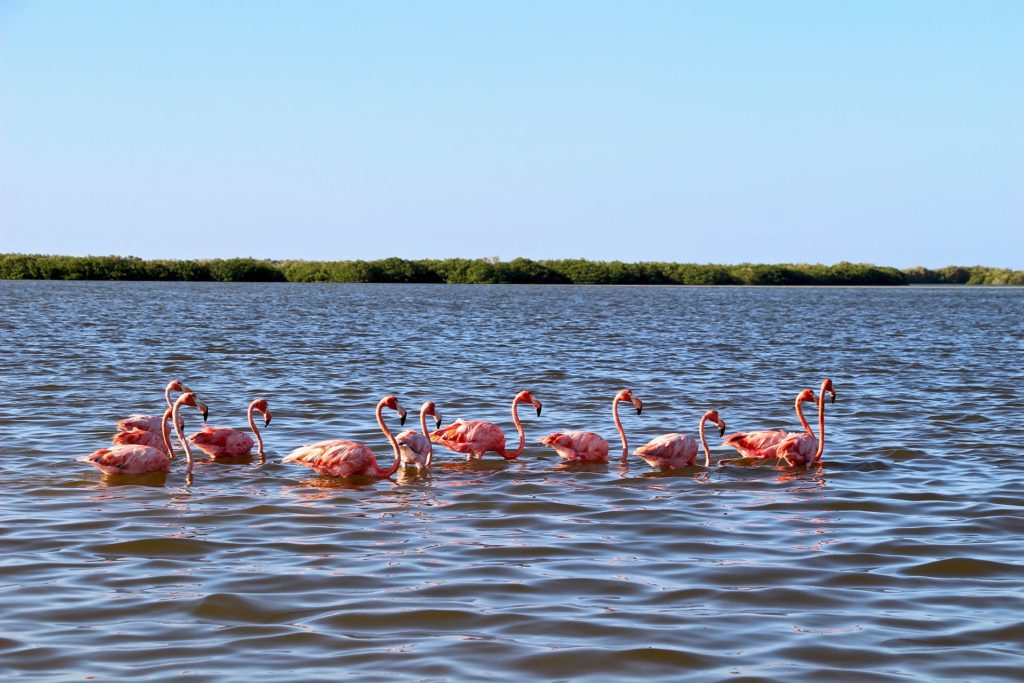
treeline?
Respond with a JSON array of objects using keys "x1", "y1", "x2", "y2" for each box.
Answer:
[{"x1": 1, "y1": 253, "x2": 1021, "y2": 286}]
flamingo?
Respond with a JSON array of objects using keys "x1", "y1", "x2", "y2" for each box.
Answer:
[
  {"x1": 79, "y1": 392, "x2": 208, "y2": 475},
  {"x1": 721, "y1": 379, "x2": 836, "y2": 463},
  {"x1": 396, "y1": 401, "x2": 442, "y2": 470},
  {"x1": 430, "y1": 390, "x2": 542, "y2": 460},
  {"x1": 775, "y1": 379, "x2": 835, "y2": 467},
  {"x1": 116, "y1": 379, "x2": 190, "y2": 433},
  {"x1": 538, "y1": 389, "x2": 642, "y2": 463},
  {"x1": 282, "y1": 395, "x2": 408, "y2": 478},
  {"x1": 188, "y1": 399, "x2": 272, "y2": 460},
  {"x1": 633, "y1": 410, "x2": 726, "y2": 469}
]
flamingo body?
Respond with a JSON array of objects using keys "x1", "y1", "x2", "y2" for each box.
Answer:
[
  {"x1": 777, "y1": 433, "x2": 818, "y2": 467},
  {"x1": 720, "y1": 429, "x2": 790, "y2": 459},
  {"x1": 283, "y1": 440, "x2": 388, "y2": 478},
  {"x1": 396, "y1": 429, "x2": 432, "y2": 468},
  {"x1": 430, "y1": 419, "x2": 507, "y2": 458},
  {"x1": 633, "y1": 433, "x2": 700, "y2": 468},
  {"x1": 112, "y1": 428, "x2": 170, "y2": 454},
  {"x1": 188, "y1": 426, "x2": 256, "y2": 459},
  {"x1": 78, "y1": 445, "x2": 171, "y2": 475},
  {"x1": 539, "y1": 431, "x2": 610, "y2": 462}
]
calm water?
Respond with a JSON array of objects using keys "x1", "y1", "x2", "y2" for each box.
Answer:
[{"x1": 2, "y1": 281, "x2": 1023, "y2": 682}]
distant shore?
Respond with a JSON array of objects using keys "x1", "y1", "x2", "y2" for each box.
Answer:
[{"x1": 2, "y1": 254, "x2": 1021, "y2": 286}]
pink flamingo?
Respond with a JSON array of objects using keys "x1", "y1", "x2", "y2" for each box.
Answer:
[
  {"x1": 188, "y1": 399, "x2": 272, "y2": 460},
  {"x1": 79, "y1": 392, "x2": 208, "y2": 475},
  {"x1": 721, "y1": 379, "x2": 835, "y2": 463},
  {"x1": 538, "y1": 389, "x2": 643, "y2": 463},
  {"x1": 396, "y1": 401, "x2": 442, "y2": 470},
  {"x1": 429, "y1": 390, "x2": 542, "y2": 460},
  {"x1": 282, "y1": 395, "x2": 408, "y2": 478},
  {"x1": 115, "y1": 379, "x2": 190, "y2": 433},
  {"x1": 111, "y1": 426, "x2": 171, "y2": 454},
  {"x1": 633, "y1": 410, "x2": 726, "y2": 469},
  {"x1": 775, "y1": 379, "x2": 835, "y2": 467}
]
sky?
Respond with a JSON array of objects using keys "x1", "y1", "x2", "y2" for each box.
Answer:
[{"x1": 0, "y1": 1, "x2": 1021, "y2": 267}]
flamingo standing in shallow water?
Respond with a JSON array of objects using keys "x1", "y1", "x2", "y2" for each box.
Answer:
[
  {"x1": 282, "y1": 396, "x2": 408, "y2": 478},
  {"x1": 430, "y1": 390, "x2": 542, "y2": 460},
  {"x1": 396, "y1": 401, "x2": 442, "y2": 470},
  {"x1": 79, "y1": 392, "x2": 208, "y2": 474},
  {"x1": 721, "y1": 379, "x2": 835, "y2": 464},
  {"x1": 115, "y1": 379, "x2": 190, "y2": 433},
  {"x1": 633, "y1": 410, "x2": 726, "y2": 468},
  {"x1": 538, "y1": 389, "x2": 642, "y2": 463},
  {"x1": 775, "y1": 379, "x2": 835, "y2": 467},
  {"x1": 188, "y1": 399, "x2": 272, "y2": 460}
]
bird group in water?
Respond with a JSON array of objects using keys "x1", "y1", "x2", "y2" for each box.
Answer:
[{"x1": 79, "y1": 378, "x2": 836, "y2": 479}]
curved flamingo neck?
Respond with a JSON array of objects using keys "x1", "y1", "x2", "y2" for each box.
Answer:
[
  {"x1": 375, "y1": 400, "x2": 402, "y2": 477},
  {"x1": 161, "y1": 407, "x2": 175, "y2": 460},
  {"x1": 501, "y1": 397, "x2": 527, "y2": 459},
  {"x1": 172, "y1": 397, "x2": 196, "y2": 472},
  {"x1": 814, "y1": 383, "x2": 828, "y2": 462},
  {"x1": 612, "y1": 396, "x2": 628, "y2": 459},
  {"x1": 164, "y1": 383, "x2": 176, "y2": 410},
  {"x1": 795, "y1": 396, "x2": 813, "y2": 436},
  {"x1": 698, "y1": 411, "x2": 713, "y2": 467},
  {"x1": 419, "y1": 407, "x2": 434, "y2": 468},
  {"x1": 247, "y1": 401, "x2": 264, "y2": 456}
]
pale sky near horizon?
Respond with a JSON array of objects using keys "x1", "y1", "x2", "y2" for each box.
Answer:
[{"x1": 1, "y1": 1, "x2": 1021, "y2": 268}]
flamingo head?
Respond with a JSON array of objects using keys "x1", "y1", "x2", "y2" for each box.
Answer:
[
  {"x1": 252, "y1": 398, "x2": 272, "y2": 426},
  {"x1": 168, "y1": 379, "x2": 190, "y2": 393},
  {"x1": 382, "y1": 395, "x2": 408, "y2": 425},
  {"x1": 421, "y1": 401, "x2": 442, "y2": 428},
  {"x1": 515, "y1": 390, "x2": 542, "y2": 417},
  {"x1": 821, "y1": 378, "x2": 836, "y2": 404},
  {"x1": 616, "y1": 389, "x2": 643, "y2": 415},
  {"x1": 178, "y1": 392, "x2": 209, "y2": 422},
  {"x1": 796, "y1": 389, "x2": 815, "y2": 406},
  {"x1": 704, "y1": 409, "x2": 727, "y2": 437}
]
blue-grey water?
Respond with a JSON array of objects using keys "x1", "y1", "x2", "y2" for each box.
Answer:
[{"x1": 1, "y1": 281, "x2": 1023, "y2": 682}]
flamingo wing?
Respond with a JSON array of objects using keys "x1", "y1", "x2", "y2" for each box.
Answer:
[
  {"x1": 78, "y1": 445, "x2": 170, "y2": 474},
  {"x1": 777, "y1": 433, "x2": 818, "y2": 466},
  {"x1": 539, "y1": 431, "x2": 610, "y2": 462},
  {"x1": 722, "y1": 430, "x2": 789, "y2": 459},
  {"x1": 634, "y1": 433, "x2": 698, "y2": 468},
  {"x1": 283, "y1": 440, "x2": 379, "y2": 477},
  {"x1": 188, "y1": 426, "x2": 255, "y2": 458},
  {"x1": 429, "y1": 420, "x2": 505, "y2": 455},
  {"x1": 112, "y1": 428, "x2": 169, "y2": 454}
]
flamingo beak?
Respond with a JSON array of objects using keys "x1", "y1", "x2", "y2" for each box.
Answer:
[
  {"x1": 718, "y1": 424, "x2": 726, "y2": 437},
  {"x1": 199, "y1": 404, "x2": 209, "y2": 422},
  {"x1": 264, "y1": 412, "x2": 272, "y2": 427},
  {"x1": 533, "y1": 400, "x2": 542, "y2": 417},
  {"x1": 634, "y1": 400, "x2": 643, "y2": 416},
  {"x1": 830, "y1": 392, "x2": 837, "y2": 404},
  {"x1": 434, "y1": 413, "x2": 442, "y2": 428},
  {"x1": 399, "y1": 408, "x2": 408, "y2": 426}
]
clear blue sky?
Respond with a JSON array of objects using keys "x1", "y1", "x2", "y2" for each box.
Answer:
[{"x1": 1, "y1": 1, "x2": 1021, "y2": 267}]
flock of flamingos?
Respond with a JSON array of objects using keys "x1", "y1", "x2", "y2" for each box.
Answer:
[{"x1": 79, "y1": 378, "x2": 837, "y2": 478}]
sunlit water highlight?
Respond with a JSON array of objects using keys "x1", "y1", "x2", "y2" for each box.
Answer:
[{"x1": 2, "y1": 281, "x2": 1022, "y2": 681}]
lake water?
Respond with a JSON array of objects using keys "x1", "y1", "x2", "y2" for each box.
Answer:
[{"x1": 2, "y1": 281, "x2": 1022, "y2": 681}]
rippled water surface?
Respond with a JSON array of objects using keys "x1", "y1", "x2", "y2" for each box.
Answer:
[{"x1": 2, "y1": 281, "x2": 1023, "y2": 681}]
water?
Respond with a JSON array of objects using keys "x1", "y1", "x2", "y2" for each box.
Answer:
[{"x1": 2, "y1": 281, "x2": 1022, "y2": 681}]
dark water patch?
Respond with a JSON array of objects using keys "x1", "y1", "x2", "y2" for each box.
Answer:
[{"x1": 900, "y1": 557, "x2": 1021, "y2": 579}]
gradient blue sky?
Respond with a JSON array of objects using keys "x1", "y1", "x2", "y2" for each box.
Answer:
[{"x1": 1, "y1": 1, "x2": 1021, "y2": 267}]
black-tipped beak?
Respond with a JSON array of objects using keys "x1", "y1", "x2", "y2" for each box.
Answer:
[
  {"x1": 719, "y1": 426, "x2": 726, "y2": 437},
  {"x1": 434, "y1": 415, "x2": 442, "y2": 428},
  {"x1": 201, "y1": 409, "x2": 209, "y2": 422},
  {"x1": 831, "y1": 393, "x2": 837, "y2": 404},
  {"x1": 399, "y1": 411, "x2": 407, "y2": 426},
  {"x1": 536, "y1": 406, "x2": 542, "y2": 417},
  {"x1": 636, "y1": 405, "x2": 643, "y2": 416},
  {"x1": 264, "y1": 414, "x2": 272, "y2": 427}
]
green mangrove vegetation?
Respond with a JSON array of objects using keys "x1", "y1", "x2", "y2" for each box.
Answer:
[{"x1": 1, "y1": 254, "x2": 1021, "y2": 285}]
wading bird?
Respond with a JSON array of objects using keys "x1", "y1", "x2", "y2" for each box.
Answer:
[
  {"x1": 396, "y1": 401, "x2": 442, "y2": 470},
  {"x1": 633, "y1": 409, "x2": 726, "y2": 468},
  {"x1": 115, "y1": 379, "x2": 191, "y2": 433},
  {"x1": 188, "y1": 398, "x2": 272, "y2": 459},
  {"x1": 430, "y1": 390, "x2": 542, "y2": 460},
  {"x1": 539, "y1": 389, "x2": 642, "y2": 463},
  {"x1": 282, "y1": 396, "x2": 407, "y2": 478}
]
